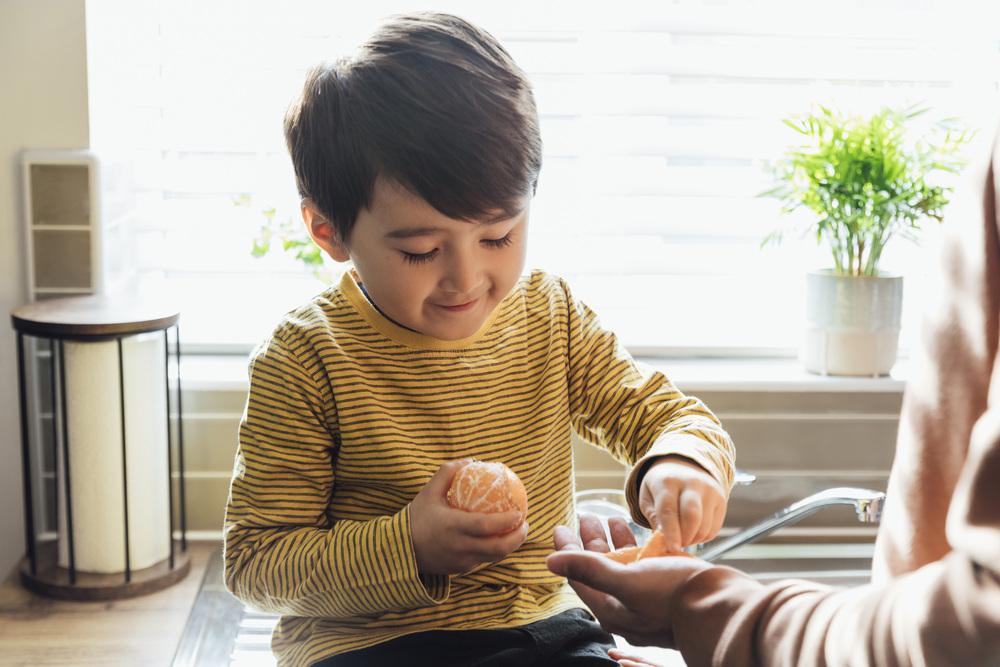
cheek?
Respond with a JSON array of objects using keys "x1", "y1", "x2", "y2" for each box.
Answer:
[
  {"x1": 500, "y1": 240, "x2": 527, "y2": 282},
  {"x1": 382, "y1": 267, "x2": 434, "y2": 310}
]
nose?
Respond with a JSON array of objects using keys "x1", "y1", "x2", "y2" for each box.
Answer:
[{"x1": 440, "y1": 247, "x2": 481, "y2": 296}]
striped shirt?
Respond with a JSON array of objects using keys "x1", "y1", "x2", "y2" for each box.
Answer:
[{"x1": 223, "y1": 269, "x2": 735, "y2": 666}]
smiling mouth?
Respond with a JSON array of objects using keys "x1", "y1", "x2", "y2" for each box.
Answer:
[{"x1": 436, "y1": 298, "x2": 478, "y2": 312}]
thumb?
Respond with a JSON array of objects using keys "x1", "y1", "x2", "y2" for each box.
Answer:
[
  {"x1": 546, "y1": 550, "x2": 628, "y2": 597},
  {"x1": 429, "y1": 458, "x2": 471, "y2": 496}
]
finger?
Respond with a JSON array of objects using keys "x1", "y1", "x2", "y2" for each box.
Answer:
[
  {"x1": 692, "y1": 524, "x2": 711, "y2": 547},
  {"x1": 616, "y1": 660, "x2": 659, "y2": 667},
  {"x1": 554, "y1": 524, "x2": 584, "y2": 551},
  {"x1": 712, "y1": 501, "x2": 727, "y2": 536},
  {"x1": 432, "y1": 458, "x2": 472, "y2": 497},
  {"x1": 691, "y1": 502, "x2": 713, "y2": 545},
  {"x1": 639, "y1": 491, "x2": 659, "y2": 531},
  {"x1": 608, "y1": 642, "x2": 673, "y2": 667},
  {"x1": 565, "y1": 576, "x2": 626, "y2": 621},
  {"x1": 546, "y1": 550, "x2": 634, "y2": 601},
  {"x1": 608, "y1": 649, "x2": 662, "y2": 667},
  {"x1": 561, "y1": 576, "x2": 646, "y2": 639},
  {"x1": 608, "y1": 516, "x2": 638, "y2": 550},
  {"x1": 579, "y1": 513, "x2": 612, "y2": 552},
  {"x1": 547, "y1": 552, "x2": 632, "y2": 622},
  {"x1": 694, "y1": 500, "x2": 724, "y2": 545},
  {"x1": 467, "y1": 521, "x2": 529, "y2": 562},
  {"x1": 496, "y1": 520, "x2": 529, "y2": 554},
  {"x1": 656, "y1": 494, "x2": 682, "y2": 552},
  {"x1": 607, "y1": 647, "x2": 655, "y2": 663},
  {"x1": 677, "y1": 490, "x2": 703, "y2": 546},
  {"x1": 456, "y1": 510, "x2": 524, "y2": 537}
]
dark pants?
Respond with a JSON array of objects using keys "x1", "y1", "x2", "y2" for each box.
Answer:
[{"x1": 312, "y1": 608, "x2": 618, "y2": 666}]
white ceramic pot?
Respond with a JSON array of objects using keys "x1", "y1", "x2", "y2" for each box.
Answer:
[{"x1": 801, "y1": 270, "x2": 903, "y2": 377}]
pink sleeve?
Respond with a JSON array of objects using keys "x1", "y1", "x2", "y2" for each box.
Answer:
[{"x1": 667, "y1": 126, "x2": 1000, "y2": 667}]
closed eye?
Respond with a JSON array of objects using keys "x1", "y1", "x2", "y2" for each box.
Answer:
[
  {"x1": 401, "y1": 249, "x2": 439, "y2": 264},
  {"x1": 482, "y1": 234, "x2": 513, "y2": 249}
]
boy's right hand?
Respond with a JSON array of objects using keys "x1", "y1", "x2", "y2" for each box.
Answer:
[{"x1": 410, "y1": 460, "x2": 528, "y2": 575}]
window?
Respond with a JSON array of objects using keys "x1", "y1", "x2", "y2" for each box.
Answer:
[{"x1": 86, "y1": 0, "x2": 1000, "y2": 353}]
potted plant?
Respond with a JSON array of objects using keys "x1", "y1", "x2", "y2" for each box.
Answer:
[{"x1": 762, "y1": 104, "x2": 973, "y2": 376}]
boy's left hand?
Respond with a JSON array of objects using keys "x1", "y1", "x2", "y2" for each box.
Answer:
[{"x1": 638, "y1": 455, "x2": 726, "y2": 552}]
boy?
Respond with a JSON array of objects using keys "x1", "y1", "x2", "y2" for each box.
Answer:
[{"x1": 224, "y1": 12, "x2": 735, "y2": 667}]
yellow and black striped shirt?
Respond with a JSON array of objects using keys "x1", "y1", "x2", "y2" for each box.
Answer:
[{"x1": 224, "y1": 269, "x2": 734, "y2": 666}]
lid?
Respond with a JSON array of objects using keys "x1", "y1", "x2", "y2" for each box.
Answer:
[{"x1": 11, "y1": 294, "x2": 179, "y2": 338}]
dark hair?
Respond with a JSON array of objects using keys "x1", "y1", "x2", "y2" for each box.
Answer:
[{"x1": 284, "y1": 12, "x2": 542, "y2": 242}]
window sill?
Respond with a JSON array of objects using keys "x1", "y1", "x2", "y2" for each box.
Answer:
[
  {"x1": 179, "y1": 354, "x2": 908, "y2": 394},
  {"x1": 638, "y1": 356, "x2": 907, "y2": 393}
]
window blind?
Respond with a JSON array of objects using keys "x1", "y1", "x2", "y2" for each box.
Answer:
[{"x1": 86, "y1": 0, "x2": 1000, "y2": 353}]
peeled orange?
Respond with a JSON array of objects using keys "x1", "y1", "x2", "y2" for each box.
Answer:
[
  {"x1": 447, "y1": 460, "x2": 528, "y2": 515},
  {"x1": 604, "y1": 529, "x2": 692, "y2": 563}
]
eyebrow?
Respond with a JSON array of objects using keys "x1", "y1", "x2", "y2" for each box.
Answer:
[
  {"x1": 384, "y1": 226, "x2": 448, "y2": 239},
  {"x1": 384, "y1": 211, "x2": 521, "y2": 239}
]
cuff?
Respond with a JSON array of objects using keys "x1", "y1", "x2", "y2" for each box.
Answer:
[
  {"x1": 625, "y1": 433, "x2": 735, "y2": 529},
  {"x1": 384, "y1": 504, "x2": 451, "y2": 607}
]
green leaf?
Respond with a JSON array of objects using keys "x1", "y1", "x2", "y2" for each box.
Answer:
[
  {"x1": 759, "y1": 103, "x2": 973, "y2": 272},
  {"x1": 247, "y1": 202, "x2": 333, "y2": 283}
]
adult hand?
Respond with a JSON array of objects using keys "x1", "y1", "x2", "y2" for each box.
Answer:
[
  {"x1": 638, "y1": 455, "x2": 727, "y2": 552},
  {"x1": 546, "y1": 515, "x2": 710, "y2": 649},
  {"x1": 606, "y1": 647, "x2": 665, "y2": 667},
  {"x1": 410, "y1": 460, "x2": 528, "y2": 575}
]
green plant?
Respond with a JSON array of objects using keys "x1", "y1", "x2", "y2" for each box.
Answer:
[
  {"x1": 761, "y1": 104, "x2": 974, "y2": 276},
  {"x1": 242, "y1": 194, "x2": 336, "y2": 283}
]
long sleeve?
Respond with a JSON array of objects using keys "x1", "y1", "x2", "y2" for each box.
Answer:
[
  {"x1": 872, "y1": 134, "x2": 1000, "y2": 580},
  {"x1": 671, "y1": 429, "x2": 1000, "y2": 667},
  {"x1": 223, "y1": 327, "x2": 449, "y2": 618},
  {"x1": 666, "y1": 128, "x2": 1000, "y2": 667},
  {"x1": 562, "y1": 280, "x2": 735, "y2": 524}
]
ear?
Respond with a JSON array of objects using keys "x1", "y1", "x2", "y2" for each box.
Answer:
[{"x1": 301, "y1": 200, "x2": 350, "y2": 263}]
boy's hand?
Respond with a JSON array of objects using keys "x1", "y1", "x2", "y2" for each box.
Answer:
[
  {"x1": 410, "y1": 460, "x2": 528, "y2": 575},
  {"x1": 638, "y1": 455, "x2": 726, "y2": 552}
]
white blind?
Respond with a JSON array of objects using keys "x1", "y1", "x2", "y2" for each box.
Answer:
[{"x1": 86, "y1": 0, "x2": 1000, "y2": 353}]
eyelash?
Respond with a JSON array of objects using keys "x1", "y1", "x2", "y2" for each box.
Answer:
[
  {"x1": 482, "y1": 234, "x2": 514, "y2": 249},
  {"x1": 401, "y1": 234, "x2": 513, "y2": 265},
  {"x1": 402, "y1": 249, "x2": 439, "y2": 265}
]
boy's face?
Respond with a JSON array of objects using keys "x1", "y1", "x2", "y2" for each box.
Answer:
[{"x1": 306, "y1": 177, "x2": 529, "y2": 341}]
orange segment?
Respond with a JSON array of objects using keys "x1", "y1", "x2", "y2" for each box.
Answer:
[
  {"x1": 604, "y1": 529, "x2": 694, "y2": 563},
  {"x1": 637, "y1": 529, "x2": 670, "y2": 559},
  {"x1": 604, "y1": 545, "x2": 642, "y2": 564},
  {"x1": 446, "y1": 460, "x2": 528, "y2": 515}
]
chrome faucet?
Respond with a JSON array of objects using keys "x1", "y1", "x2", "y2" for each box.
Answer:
[
  {"x1": 693, "y1": 487, "x2": 885, "y2": 562},
  {"x1": 575, "y1": 472, "x2": 885, "y2": 563}
]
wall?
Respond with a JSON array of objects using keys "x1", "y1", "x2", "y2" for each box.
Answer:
[
  {"x1": 0, "y1": 0, "x2": 89, "y2": 577},
  {"x1": 0, "y1": 1, "x2": 904, "y2": 572}
]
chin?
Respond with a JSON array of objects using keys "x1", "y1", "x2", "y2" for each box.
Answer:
[{"x1": 433, "y1": 327, "x2": 476, "y2": 341}]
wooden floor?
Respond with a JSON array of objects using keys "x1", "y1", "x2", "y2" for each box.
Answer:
[{"x1": 0, "y1": 542, "x2": 217, "y2": 667}]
